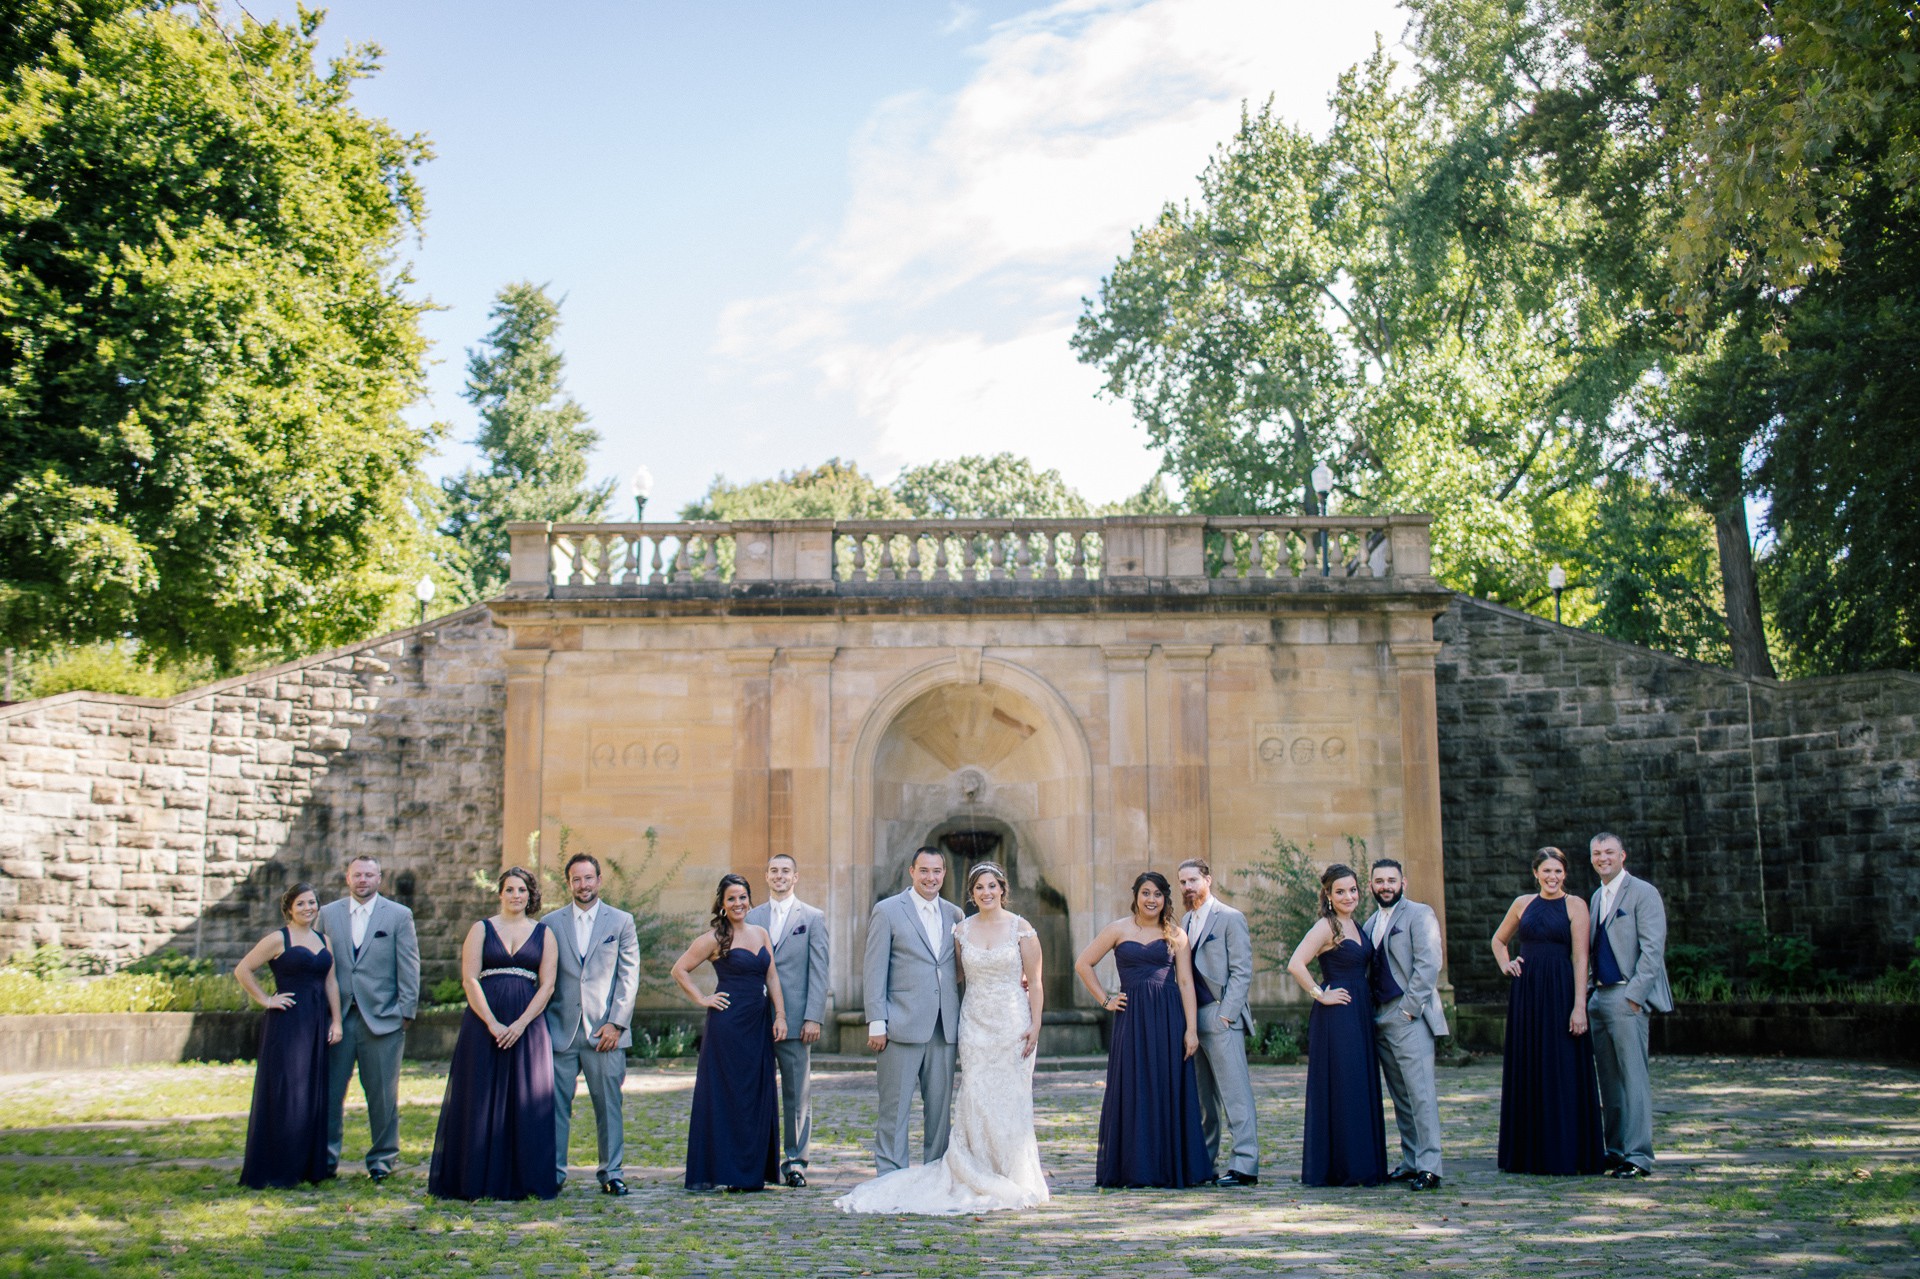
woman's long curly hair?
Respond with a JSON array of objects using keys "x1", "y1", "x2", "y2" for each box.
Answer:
[
  {"x1": 710, "y1": 873, "x2": 752, "y2": 952},
  {"x1": 1318, "y1": 863, "x2": 1358, "y2": 925},
  {"x1": 1130, "y1": 870, "x2": 1179, "y2": 940}
]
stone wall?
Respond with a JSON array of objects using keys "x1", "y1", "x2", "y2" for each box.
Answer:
[
  {"x1": 0, "y1": 608, "x2": 507, "y2": 977},
  {"x1": 1436, "y1": 598, "x2": 1920, "y2": 999}
]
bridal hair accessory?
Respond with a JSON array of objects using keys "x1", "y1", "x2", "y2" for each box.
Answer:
[{"x1": 967, "y1": 862, "x2": 1011, "y2": 894}]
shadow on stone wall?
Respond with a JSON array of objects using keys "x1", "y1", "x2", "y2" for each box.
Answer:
[
  {"x1": 0, "y1": 608, "x2": 507, "y2": 980},
  {"x1": 1436, "y1": 597, "x2": 1920, "y2": 1000}
]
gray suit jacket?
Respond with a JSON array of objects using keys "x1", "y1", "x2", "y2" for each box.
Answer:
[
  {"x1": 1589, "y1": 873, "x2": 1673, "y2": 1013},
  {"x1": 1182, "y1": 899, "x2": 1253, "y2": 1032},
  {"x1": 541, "y1": 902, "x2": 642, "y2": 1050},
  {"x1": 1369, "y1": 898, "x2": 1448, "y2": 1035},
  {"x1": 748, "y1": 896, "x2": 829, "y2": 1038},
  {"x1": 863, "y1": 889, "x2": 963, "y2": 1045},
  {"x1": 318, "y1": 895, "x2": 420, "y2": 1036}
]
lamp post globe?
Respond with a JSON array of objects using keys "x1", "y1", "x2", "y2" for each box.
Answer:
[
  {"x1": 1310, "y1": 462, "x2": 1335, "y2": 575},
  {"x1": 632, "y1": 465, "x2": 655, "y2": 522},
  {"x1": 1548, "y1": 564, "x2": 1567, "y2": 623},
  {"x1": 413, "y1": 574, "x2": 436, "y2": 626}
]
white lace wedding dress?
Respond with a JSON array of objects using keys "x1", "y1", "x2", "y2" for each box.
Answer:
[{"x1": 835, "y1": 914, "x2": 1051, "y2": 1214}]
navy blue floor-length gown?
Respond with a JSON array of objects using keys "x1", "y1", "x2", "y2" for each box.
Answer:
[
  {"x1": 1498, "y1": 895, "x2": 1606, "y2": 1174},
  {"x1": 1301, "y1": 932, "x2": 1388, "y2": 1187},
  {"x1": 684, "y1": 945, "x2": 780, "y2": 1190},
  {"x1": 428, "y1": 921, "x2": 558, "y2": 1200},
  {"x1": 240, "y1": 930, "x2": 334, "y2": 1189},
  {"x1": 1095, "y1": 938, "x2": 1212, "y2": 1188}
]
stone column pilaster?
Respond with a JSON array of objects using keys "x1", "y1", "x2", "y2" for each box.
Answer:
[
  {"x1": 502, "y1": 647, "x2": 549, "y2": 870},
  {"x1": 1102, "y1": 645, "x2": 1153, "y2": 916},
  {"x1": 1155, "y1": 645, "x2": 1213, "y2": 863},
  {"x1": 1391, "y1": 635, "x2": 1449, "y2": 990},
  {"x1": 728, "y1": 648, "x2": 778, "y2": 880}
]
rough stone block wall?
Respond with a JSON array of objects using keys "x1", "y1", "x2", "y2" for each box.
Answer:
[
  {"x1": 1436, "y1": 598, "x2": 1920, "y2": 999},
  {"x1": 0, "y1": 608, "x2": 506, "y2": 977}
]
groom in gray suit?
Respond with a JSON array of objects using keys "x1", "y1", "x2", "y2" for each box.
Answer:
[
  {"x1": 1178, "y1": 858, "x2": 1259, "y2": 1186},
  {"x1": 318, "y1": 855, "x2": 419, "y2": 1183},
  {"x1": 542, "y1": 852, "x2": 641, "y2": 1196},
  {"x1": 864, "y1": 846, "x2": 964, "y2": 1174},
  {"x1": 747, "y1": 852, "x2": 830, "y2": 1187},
  {"x1": 1587, "y1": 832, "x2": 1672, "y2": 1179},
  {"x1": 1366, "y1": 859, "x2": 1448, "y2": 1191}
]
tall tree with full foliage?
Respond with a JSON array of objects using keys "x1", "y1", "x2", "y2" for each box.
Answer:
[
  {"x1": 0, "y1": 2, "x2": 440, "y2": 669},
  {"x1": 439, "y1": 283, "x2": 612, "y2": 602},
  {"x1": 680, "y1": 458, "x2": 909, "y2": 522},
  {"x1": 892, "y1": 454, "x2": 1090, "y2": 519}
]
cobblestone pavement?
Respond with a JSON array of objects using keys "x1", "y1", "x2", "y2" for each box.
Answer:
[{"x1": 1, "y1": 1056, "x2": 1915, "y2": 1277}]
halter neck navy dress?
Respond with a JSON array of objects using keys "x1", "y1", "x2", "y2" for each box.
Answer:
[
  {"x1": 1498, "y1": 895, "x2": 1606, "y2": 1174},
  {"x1": 684, "y1": 944, "x2": 780, "y2": 1191},
  {"x1": 1301, "y1": 931, "x2": 1388, "y2": 1186},
  {"x1": 1095, "y1": 938, "x2": 1211, "y2": 1188},
  {"x1": 428, "y1": 920, "x2": 558, "y2": 1200},
  {"x1": 240, "y1": 929, "x2": 334, "y2": 1188}
]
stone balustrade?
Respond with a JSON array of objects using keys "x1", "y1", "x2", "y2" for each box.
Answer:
[{"x1": 507, "y1": 514, "x2": 1435, "y2": 597}]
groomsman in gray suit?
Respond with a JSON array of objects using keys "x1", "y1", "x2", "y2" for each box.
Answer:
[
  {"x1": 543, "y1": 852, "x2": 641, "y2": 1196},
  {"x1": 1587, "y1": 832, "x2": 1672, "y2": 1179},
  {"x1": 747, "y1": 853, "x2": 830, "y2": 1187},
  {"x1": 864, "y1": 846, "x2": 964, "y2": 1175},
  {"x1": 1366, "y1": 859, "x2": 1448, "y2": 1191},
  {"x1": 1177, "y1": 858, "x2": 1259, "y2": 1187},
  {"x1": 318, "y1": 855, "x2": 419, "y2": 1183}
]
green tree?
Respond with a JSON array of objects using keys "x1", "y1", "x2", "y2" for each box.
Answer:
[
  {"x1": 680, "y1": 458, "x2": 907, "y2": 522},
  {"x1": 892, "y1": 453, "x2": 1089, "y2": 519},
  {"x1": 1075, "y1": 50, "x2": 1621, "y2": 609},
  {"x1": 0, "y1": 3, "x2": 440, "y2": 668},
  {"x1": 439, "y1": 283, "x2": 612, "y2": 602}
]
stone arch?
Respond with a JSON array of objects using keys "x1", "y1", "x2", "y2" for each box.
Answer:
[{"x1": 843, "y1": 654, "x2": 1095, "y2": 1012}]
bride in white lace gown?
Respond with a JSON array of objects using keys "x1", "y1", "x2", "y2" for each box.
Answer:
[{"x1": 836, "y1": 862, "x2": 1050, "y2": 1214}]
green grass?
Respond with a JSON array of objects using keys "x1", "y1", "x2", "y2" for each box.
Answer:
[{"x1": 0, "y1": 1057, "x2": 1916, "y2": 1278}]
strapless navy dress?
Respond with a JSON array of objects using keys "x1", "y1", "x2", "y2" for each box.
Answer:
[
  {"x1": 1095, "y1": 938, "x2": 1211, "y2": 1188},
  {"x1": 1302, "y1": 933, "x2": 1387, "y2": 1187},
  {"x1": 685, "y1": 945, "x2": 780, "y2": 1190}
]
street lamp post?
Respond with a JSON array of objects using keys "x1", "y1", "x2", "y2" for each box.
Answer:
[
  {"x1": 414, "y1": 574, "x2": 436, "y2": 627},
  {"x1": 632, "y1": 465, "x2": 654, "y2": 523},
  {"x1": 1548, "y1": 564, "x2": 1566, "y2": 624},
  {"x1": 1311, "y1": 461, "x2": 1334, "y2": 577}
]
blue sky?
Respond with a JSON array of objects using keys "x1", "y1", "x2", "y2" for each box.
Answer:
[{"x1": 249, "y1": 0, "x2": 1408, "y2": 517}]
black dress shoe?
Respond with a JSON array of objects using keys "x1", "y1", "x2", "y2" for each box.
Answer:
[
  {"x1": 1408, "y1": 1172, "x2": 1442, "y2": 1192},
  {"x1": 1211, "y1": 1170, "x2": 1258, "y2": 1187},
  {"x1": 367, "y1": 1169, "x2": 390, "y2": 1184},
  {"x1": 601, "y1": 1178, "x2": 630, "y2": 1196},
  {"x1": 1607, "y1": 1163, "x2": 1651, "y2": 1180},
  {"x1": 784, "y1": 1170, "x2": 807, "y2": 1188},
  {"x1": 1386, "y1": 1167, "x2": 1419, "y2": 1182}
]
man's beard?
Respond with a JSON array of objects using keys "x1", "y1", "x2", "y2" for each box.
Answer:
[
  {"x1": 1371, "y1": 887, "x2": 1402, "y2": 909},
  {"x1": 1182, "y1": 889, "x2": 1199, "y2": 910}
]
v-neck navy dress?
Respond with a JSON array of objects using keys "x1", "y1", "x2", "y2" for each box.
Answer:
[{"x1": 429, "y1": 920, "x2": 558, "y2": 1200}]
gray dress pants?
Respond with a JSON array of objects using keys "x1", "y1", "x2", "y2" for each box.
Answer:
[
  {"x1": 773, "y1": 1038, "x2": 813, "y2": 1176},
  {"x1": 1374, "y1": 1001, "x2": 1443, "y2": 1176},
  {"x1": 553, "y1": 1038, "x2": 628, "y2": 1186},
  {"x1": 1195, "y1": 1009, "x2": 1259, "y2": 1176},
  {"x1": 327, "y1": 1007, "x2": 405, "y2": 1175},
  {"x1": 1589, "y1": 986, "x2": 1655, "y2": 1171},
  {"x1": 872, "y1": 1023, "x2": 955, "y2": 1175}
]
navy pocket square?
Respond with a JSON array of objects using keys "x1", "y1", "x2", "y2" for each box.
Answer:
[
  {"x1": 1389, "y1": 925, "x2": 1403, "y2": 937},
  {"x1": 374, "y1": 930, "x2": 388, "y2": 939},
  {"x1": 601, "y1": 936, "x2": 614, "y2": 944},
  {"x1": 792, "y1": 924, "x2": 807, "y2": 935},
  {"x1": 1615, "y1": 908, "x2": 1627, "y2": 919}
]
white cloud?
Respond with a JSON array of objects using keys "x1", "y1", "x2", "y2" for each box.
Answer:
[{"x1": 717, "y1": 0, "x2": 1407, "y2": 503}]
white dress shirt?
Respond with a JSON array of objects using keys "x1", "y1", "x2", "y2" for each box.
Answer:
[
  {"x1": 350, "y1": 895, "x2": 380, "y2": 951},
  {"x1": 1186, "y1": 897, "x2": 1216, "y2": 947},
  {"x1": 571, "y1": 900, "x2": 601, "y2": 960},
  {"x1": 1598, "y1": 871, "x2": 1631, "y2": 924},
  {"x1": 769, "y1": 895, "x2": 794, "y2": 947},
  {"x1": 1370, "y1": 901, "x2": 1397, "y2": 949}
]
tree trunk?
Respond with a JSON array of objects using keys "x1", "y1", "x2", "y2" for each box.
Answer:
[{"x1": 1715, "y1": 498, "x2": 1777, "y2": 679}]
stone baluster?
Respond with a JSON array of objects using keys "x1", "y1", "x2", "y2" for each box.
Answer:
[
  {"x1": 1072, "y1": 531, "x2": 1089, "y2": 580},
  {"x1": 877, "y1": 535, "x2": 898, "y2": 582},
  {"x1": 988, "y1": 533, "x2": 1007, "y2": 581},
  {"x1": 567, "y1": 536, "x2": 587, "y2": 587},
  {"x1": 650, "y1": 535, "x2": 667, "y2": 585},
  {"x1": 906, "y1": 534, "x2": 923, "y2": 582}
]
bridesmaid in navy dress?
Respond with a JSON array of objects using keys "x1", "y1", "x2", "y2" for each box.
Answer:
[
  {"x1": 1491, "y1": 847, "x2": 1606, "y2": 1174},
  {"x1": 672, "y1": 873, "x2": 786, "y2": 1191},
  {"x1": 235, "y1": 882, "x2": 343, "y2": 1189},
  {"x1": 1075, "y1": 870, "x2": 1211, "y2": 1188},
  {"x1": 429, "y1": 866, "x2": 560, "y2": 1200},
  {"x1": 1287, "y1": 863, "x2": 1388, "y2": 1187}
]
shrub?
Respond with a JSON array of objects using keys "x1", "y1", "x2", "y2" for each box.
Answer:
[
  {"x1": 0, "y1": 970, "x2": 251, "y2": 1014},
  {"x1": 1234, "y1": 831, "x2": 1370, "y2": 974},
  {"x1": 631, "y1": 1024, "x2": 697, "y2": 1060},
  {"x1": 427, "y1": 978, "x2": 467, "y2": 1009},
  {"x1": 123, "y1": 949, "x2": 219, "y2": 979}
]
